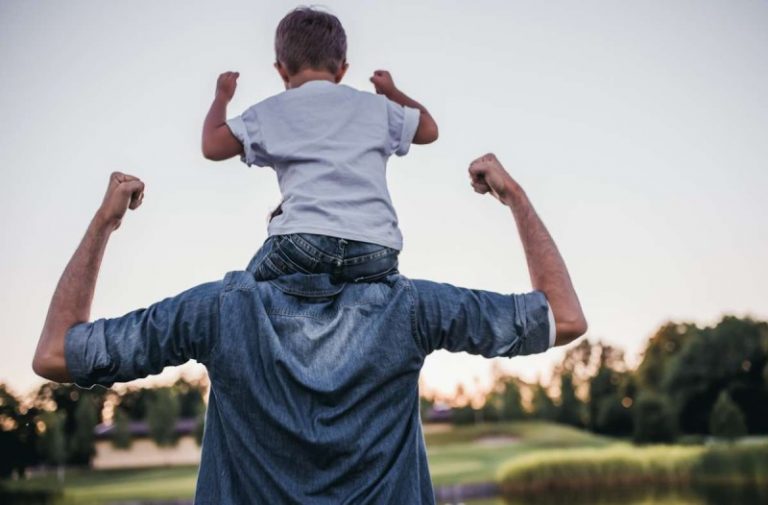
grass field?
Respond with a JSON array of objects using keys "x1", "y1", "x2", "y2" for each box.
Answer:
[{"x1": 0, "y1": 422, "x2": 630, "y2": 504}]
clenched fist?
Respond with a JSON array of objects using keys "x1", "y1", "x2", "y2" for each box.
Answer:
[
  {"x1": 216, "y1": 71, "x2": 239, "y2": 102},
  {"x1": 96, "y1": 172, "x2": 145, "y2": 231},
  {"x1": 468, "y1": 153, "x2": 521, "y2": 205},
  {"x1": 370, "y1": 70, "x2": 397, "y2": 96}
]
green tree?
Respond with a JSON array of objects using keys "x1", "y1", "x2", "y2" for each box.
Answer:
[
  {"x1": 112, "y1": 407, "x2": 132, "y2": 449},
  {"x1": 173, "y1": 378, "x2": 206, "y2": 418},
  {"x1": 636, "y1": 322, "x2": 697, "y2": 391},
  {"x1": 38, "y1": 411, "x2": 67, "y2": 481},
  {"x1": 632, "y1": 392, "x2": 677, "y2": 444},
  {"x1": 498, "y1": 379, "x2": 525, "y2": 421},
  {"x1": 664, "y1": 317, "x2": 768, "y2": 434},
  {"x1": 587, "y1": 344, "x2": 625, "y2": 431},
  {"x1": 709, "y1": 390, "x2": 747, "y2": 440},
  {"x1": 147, "y1": 388, "x2": 180, "y2": 446},
  {"x1": 33, "y1": 383, "x2": 106, "y2": 465},
  {"x1": 530, "y1": 383, "x2": 557, "y2": 421},
  {"x1": 556, "y1": 373, "x2": 584, "y2": 427},
  {"x1": 68, "y1": 393, "x2": 99, "y2": 465},
  {"x1": 595, "y1": 395, "x2": 633, "y2": 437}
]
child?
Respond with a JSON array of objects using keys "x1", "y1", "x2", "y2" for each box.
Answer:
[{"x1": 201, "y1": 7, "x2": 438, "y2": 282}]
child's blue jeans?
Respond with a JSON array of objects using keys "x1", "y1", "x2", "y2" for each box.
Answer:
[{"x1": 246, "y1": 233, "x2": 399, "y2": 283}]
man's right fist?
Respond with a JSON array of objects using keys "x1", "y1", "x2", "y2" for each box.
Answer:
[
  {"x1": 216, "y1": 71, "x2": 239, "y2": 102},
  {"x1": 97, "y1": 172, "x2": 145, "y2": 231}
]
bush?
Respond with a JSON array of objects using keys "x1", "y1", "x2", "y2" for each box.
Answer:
[
  {"x1": 497, "y1": 444, "x2": 702, "y2": 493},
  {"x1": 709, "y1": 391, "x2": 747, "y2": 440},
  {"x1": 632, "y1": 393, "x2": 677, "y2": 444},
  {"x1": 497, "y1": 440, "x2": 768, "y2": 496}
]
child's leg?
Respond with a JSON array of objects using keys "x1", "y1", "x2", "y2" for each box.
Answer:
[{"x1": 287, "y1": 234, "x2": 399, "y2": 282}]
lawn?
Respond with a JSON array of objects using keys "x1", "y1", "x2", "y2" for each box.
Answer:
[{"x1": 2, "y1": 421, "x2": 609, "y2": 504}]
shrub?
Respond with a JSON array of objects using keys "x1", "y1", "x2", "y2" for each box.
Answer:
[{"x1": 709, "y1": 391, "x2": 747, "y2": 440}]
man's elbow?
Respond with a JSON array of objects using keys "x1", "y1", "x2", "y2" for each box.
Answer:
[
  {"x1": 32, "y1": 343, "x2": 70, "y2": 383},
  {"x1": 32, "y1": 353, "x2": 56, "y2": 381},
  {"x1": 554, "y1": 316, "x2": 588, "y2": 347}
]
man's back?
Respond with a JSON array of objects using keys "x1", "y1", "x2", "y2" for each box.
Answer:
[{"x1": 200, "y1": 271, "x2": 430, "y2": 503}]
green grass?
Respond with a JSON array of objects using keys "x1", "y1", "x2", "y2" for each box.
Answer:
[{"x1": 426, "y1": 421, "x2": 609, "y2": 485}]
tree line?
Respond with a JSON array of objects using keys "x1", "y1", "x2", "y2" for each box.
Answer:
[
  {"x1": 425, "y1": 315, "x2": 768, "y2": 444},
  {"x1": 0, "y1": 377, "x2": 207, "y2": 479}
]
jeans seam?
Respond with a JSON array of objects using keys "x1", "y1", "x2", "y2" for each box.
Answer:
[{"x1": 290, "y1": 234, "x2": 340, "y2": 263}]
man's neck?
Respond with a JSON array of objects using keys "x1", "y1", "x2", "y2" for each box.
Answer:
[{"x1": 287, "y1": 69, "x2": 337, "y2": 89}]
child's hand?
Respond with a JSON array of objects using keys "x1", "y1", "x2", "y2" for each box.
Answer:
[
  {"x1": 216, "y1": 71, "x2": 239, "y2": 103},
  {"x1": 370, "y1": 70, "x2": 397, "y2": 96}
]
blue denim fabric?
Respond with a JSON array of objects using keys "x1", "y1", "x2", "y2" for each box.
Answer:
[
  {"x1": 247, "y1": 233, "x2": 399, "y2": 283},
  {"x1": 65, "y1": 271, "x2": 552, "y2": 504}
]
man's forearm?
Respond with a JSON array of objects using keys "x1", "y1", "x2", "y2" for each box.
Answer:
[
  {"x1": 33, "y1": 215, "x2": 113, "y2": 382},
  {"x1": 502, "y1": 184, "x2": 587, "y2": 345}
]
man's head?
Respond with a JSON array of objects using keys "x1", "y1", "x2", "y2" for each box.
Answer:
[{"x1": 274, "y1": 7, "x2": 348, "y2": 86}]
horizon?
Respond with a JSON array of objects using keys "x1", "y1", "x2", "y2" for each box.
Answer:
[{"x1": 2, "y1": 0, "x2": 767, "y2": 399}]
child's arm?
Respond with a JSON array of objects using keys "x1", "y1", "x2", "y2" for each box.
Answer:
[
  {"x1": 201, "y1": 72, "x2": 244, "y2": 161},
  {"x1": 370, "y1": 70, "x2": 439, "y2": 144}
]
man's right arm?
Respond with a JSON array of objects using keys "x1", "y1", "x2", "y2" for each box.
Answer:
[{"x1": 468, "y1": 153, "x2": 587, "y2": 346}]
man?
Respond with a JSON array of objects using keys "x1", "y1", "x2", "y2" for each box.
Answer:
[{"x1": 33, "y1": 153, "x2": 587, "y2": 504}]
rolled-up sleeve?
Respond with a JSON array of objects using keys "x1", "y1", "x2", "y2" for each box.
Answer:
[
  {"x1": 411, "y1": 280, "x2": 553, "y2": 358},
  {"x1": 386, "y1": 99, "x2": 420, "y2": 157},
  {"x1": 226, "y1": 107, "x2": 273, "y2": 168},
  {"x1": 65, "y1": 280, "x2": 222, "y2": 389}
]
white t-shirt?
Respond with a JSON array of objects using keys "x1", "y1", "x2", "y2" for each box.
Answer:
[{"x1": 226, "y1": 80, "x2": 420, "y2": 251}]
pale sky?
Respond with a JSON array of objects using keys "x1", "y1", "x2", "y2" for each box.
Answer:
[{"x1": 1, "y1": 0, "x2": 767, "y2": 400}]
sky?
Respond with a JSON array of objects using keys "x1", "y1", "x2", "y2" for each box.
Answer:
[{"x1": 1, "y1": 0, "x2": 767, "y2": 401}]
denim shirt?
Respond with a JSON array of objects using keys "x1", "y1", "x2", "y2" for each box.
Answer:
[{"x1": 65, "y1": 272, "x2": 553, "y2": 504}]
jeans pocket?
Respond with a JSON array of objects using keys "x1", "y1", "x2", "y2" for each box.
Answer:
[{"x1": 276, "y1": 235, "x2": 319, "y2": 273}]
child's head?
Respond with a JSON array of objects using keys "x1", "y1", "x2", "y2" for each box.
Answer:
[{"x1": 274, "y1": 7, "x2": 348, "y2": 86}]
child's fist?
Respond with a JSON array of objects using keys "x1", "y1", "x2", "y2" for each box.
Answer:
[
  {"x1": 370, "y1": 70, "x2": 397, "y2": 96},
  {"x1": 216, "y1": 71, "x2": 239, "y2": 102}
]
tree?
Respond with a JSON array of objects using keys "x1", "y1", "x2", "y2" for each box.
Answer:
[
  {"x1": 498, "y1": 379, "x2": 525, "y2": 421},
  {"x1": 112, "y1": 407, "x2": 132, "y2": 449},
  {"x1": 636, "y1": 322, "x2": 697, "y2": 391},
  {"x1": 38, "y1": 411, "x2": 67, "y2": 481},
  {"x1": 0, "y1": 383, "x2": 41, "y2": 478},
  {"x1": 147, "y1": 388, "x2": 180, "y2": 446},
  {"x1": 556, "y1": 373, "x2": 584, "y2": 427},
  {"x1": 664, "y1": 317, "x2": 768, "y2": 434},
  {"x1": 587, "y1": 344, "x2": 626, "y2": 431},
  {"x1": 709, "y1": 390, "x2": 747, "y2": 441},
  {"x1": 173, "y1": 378, "x2": 206, "y2": 418},
  {"x1": 33, "y1": 383, "x2": 106, "y2": 465},
  {"x1": 68, "y1": 393, "x2": 99, "y2": 465},
  {"x1": 530, "y1": 383, "x2": 557, "y2": 421},
  {"x1": 632, "y1": 392, "x2": 677, "y2": 444},
  {"x1": 595, "y1": 395, "x2": 633, "y2": 437}
]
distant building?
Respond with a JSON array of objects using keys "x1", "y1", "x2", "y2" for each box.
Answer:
[
  {"x1": 424, "y1": 403, "x2": 453, "y2": 423},
  {"x1": 92, "y1": 418, "x2": 200, "y2": 469}
]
